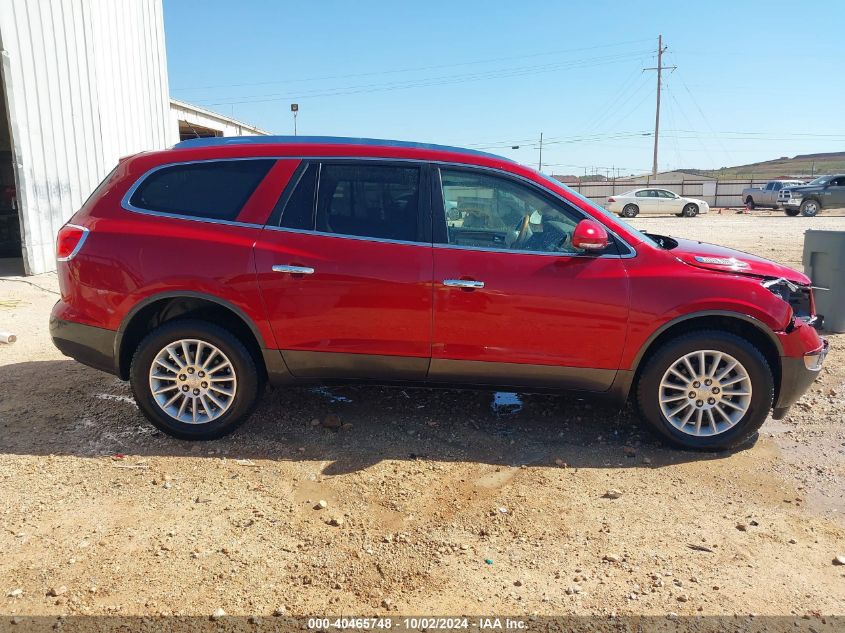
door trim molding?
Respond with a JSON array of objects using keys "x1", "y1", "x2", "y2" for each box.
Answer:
[
  {"x1": 282, "y1": 350, "x2": 430, "y2": 380},
  {"x1": 428, "y1": 358, "x2": 616, "y2": 391}
]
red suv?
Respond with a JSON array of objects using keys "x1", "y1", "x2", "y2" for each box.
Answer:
[{"x1": 50, "y1": 137, "x2": 828, "y2": 449}]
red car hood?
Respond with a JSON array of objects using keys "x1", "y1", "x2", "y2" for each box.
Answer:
[{"x1": 671, "y1": 238, "x2": 810, "y2": 284}]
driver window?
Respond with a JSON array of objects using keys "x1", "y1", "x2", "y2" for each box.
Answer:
[{"x1": 439, "y1": 168, "x2": 579, "y2": 253}]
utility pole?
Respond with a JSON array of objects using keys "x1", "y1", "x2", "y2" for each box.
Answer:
[
  {"x1": 538, "y1": 132, "x2": 543, "y2": 172},
  {"x1": 644, "y1": 35, "x2": 676, "y2": 177}
]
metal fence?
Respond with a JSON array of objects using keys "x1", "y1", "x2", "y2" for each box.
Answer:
[{"x1": 565, "y1": 179, "x2": 781, "y2": 208}]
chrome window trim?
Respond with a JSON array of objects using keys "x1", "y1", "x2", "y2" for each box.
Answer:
[
  {"x1": 432, "y1": 242, "x2": 630, "y2": 259},
  {"x1": 262, "y1": 223, "x2": 430, "y2": 249},
  {"x1": 120, "y1": 205, "x2": 264, "y2": 230},
  {"x1": 120, "y1": 155, "x2": 637, "y2": 258}
]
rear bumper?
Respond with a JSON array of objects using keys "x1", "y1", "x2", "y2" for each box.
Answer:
[
  {"x1": 50, "y1": 316, "x2": 118, "y2": 376},
  {"x1": 772, "y1": 338, "x2": 828, "y2": 418}
]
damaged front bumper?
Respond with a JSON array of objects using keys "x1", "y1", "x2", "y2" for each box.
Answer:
[{"x1": 772, "y1": 337, "x2": 829, "y2": 420}]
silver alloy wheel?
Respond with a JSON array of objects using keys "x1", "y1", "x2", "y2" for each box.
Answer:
[
  {"x1": 658, "y1": 350, "x2": 752, "y2": 436},
  {"x1": 148, "y1": 339, "x2": 237, "y2": 424},
  {"x1": 802, "y1": 201, "x2": 818, "y2": 215}
]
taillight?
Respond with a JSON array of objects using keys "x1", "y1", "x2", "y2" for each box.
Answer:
[
  {"x1": 607, "y1": 197, "x2": 616, "y2": 203},
  {"x1": 56, "y1": 224, "x2": 89, "y2": 261}
]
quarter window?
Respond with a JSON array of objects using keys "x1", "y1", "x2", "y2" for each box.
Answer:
[
  {"x1": 129, "y1": 160, "x2": 274, "y2": 221},
  {"x1": 273, "y1": 162, "x2": 317, "y2": 230},
  {"x1": 316, "y1": 164, "x2": 421, "y2": 242},
  {"x1": 439, "y1": 169, "x2": 581, "y2": 254}
]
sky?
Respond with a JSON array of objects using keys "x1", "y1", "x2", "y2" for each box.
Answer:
[{"x1": 164, "y1": 0, "x2": 845, "y2": 176}]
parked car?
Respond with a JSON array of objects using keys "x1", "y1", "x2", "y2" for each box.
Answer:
[
  {"x1": 782, "y1": 174, "x2": 845, "y2": 217},
  {"x1": 51, "y1": 136, "x2": 827, "y2": 450},
  {"x1": 742, "y1": 180, "x2": 805, "y2": 210},
  {"x1": 605, "y1": 188, "x2": 709, "y2": 217}
]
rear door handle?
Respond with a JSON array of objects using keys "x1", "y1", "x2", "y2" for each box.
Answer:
[
  {"x1": 443, "y1": 279, "x2": 484, "y2": 289},
  {"x1": 272, "y1": 265, "x2": 315, "y2": 275}
]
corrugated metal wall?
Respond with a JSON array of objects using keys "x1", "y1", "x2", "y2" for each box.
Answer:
[{"x1": 0, "y1": 0, "x2": 170, "y2": 274}]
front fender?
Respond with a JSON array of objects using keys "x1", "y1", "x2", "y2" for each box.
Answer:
[{"x1": 621, "y1": 263, "x2": 793, "y2": 370}]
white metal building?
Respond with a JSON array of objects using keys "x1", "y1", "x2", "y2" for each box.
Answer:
[
  {"x1": 0, "y1": 0, "x2": 172, "y2": 274},
  {"x1": 0, "y1": 0, "x2": 268, "y2": 276},
  {"x1": 170, "y1": 99, "x2": 269, "y2": 142}
]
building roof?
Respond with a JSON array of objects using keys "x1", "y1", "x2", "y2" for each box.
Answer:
[{"x1": 170, "y1": 99, "x2": 270, "y2": 136}]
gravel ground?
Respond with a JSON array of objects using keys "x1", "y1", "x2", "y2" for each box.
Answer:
[{"x1": 0, "y1": 212, "x2": 843, "y2": 627}]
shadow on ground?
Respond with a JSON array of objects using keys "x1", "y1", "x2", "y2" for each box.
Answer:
[{"x1": 0, "y1": 360, "x2": 739, "y2": 473}]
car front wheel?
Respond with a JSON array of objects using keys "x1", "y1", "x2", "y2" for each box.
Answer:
[
  {"x1": 636, "y1": 330, "x2": 773, "y2": 450},
  {"x1": 682, "y1": 203, "x2": 699, "y2": 217},
  {"x1": 130, "y1": 319, "x2": 262, "y2": 440},
  {"x1": 800, "y1": 199, "x2": 820, "y2": 217}
]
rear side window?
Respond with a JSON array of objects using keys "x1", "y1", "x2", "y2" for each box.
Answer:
[
  {"x1": 271, "y1": 162, "x2": 317, "y2": 230},
  {"x1": 129, "y1": 159, "x2": 274, "y2": 221},
  {"x1": 316, "y1": 164, "x2": 421, "y2": 242}
]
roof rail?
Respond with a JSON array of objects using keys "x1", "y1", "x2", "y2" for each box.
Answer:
[{"x1": 172, "y1": 135, "x2": 509, "y2": 161}]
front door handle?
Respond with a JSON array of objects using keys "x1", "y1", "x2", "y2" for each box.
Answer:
[
  {"x1": 443, "y1": 279, "x2": 484, "y2": 289},
  {"x1": 272, "y1": 265, "x2": 315, "y2": 275}
]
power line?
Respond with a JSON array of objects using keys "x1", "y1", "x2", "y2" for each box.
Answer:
[
  {"x1": 665, "y1": 85, "x2": 716, "y2": 167},
  {"x1": 580, "y1": 69, "x2": 647, "y2": 134},
  {"x1": 663, "y1": 129, "x2": 845, "y2": 140},
  {"x1": 197, "y1": 50, "x2": 653, "y2": 106},
  {"x1": 470, "y1": 130, "x2": 652, "y2": 151},
  {"x1": 173, "y1": 38, "x2": 655, "y2": 92}
]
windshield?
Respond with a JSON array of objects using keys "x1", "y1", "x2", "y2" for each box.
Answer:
[
  {"x1": 805, "y1": 176, "x2": 830, "y2": 186},
  {"x1": 543, "y1": 175, "x2": 661, "y2": 248}
]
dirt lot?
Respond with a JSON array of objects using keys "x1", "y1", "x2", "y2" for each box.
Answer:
[{"x1": 0, "y1": 213, "x2": 843, "y2": 626}]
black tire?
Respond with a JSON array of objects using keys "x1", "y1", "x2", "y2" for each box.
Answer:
[
  {"x1": 635, "y1": 330, "x2": 774, "y2": 451},
  {"x1": 621, "y1": 204, "x2": 639, "y2": 218},
  {"x1": 682, "y1": 203, "x2": 699, "y2": 217},
  {"x1": 784, "y1": 208, "x2": 800, "y2": 217},
  {"x1": 129, "y1": 319, "x2": 262, "y2": 440},
  {"x1": 800, "y1": 198, "x2": 820, "y2": 217},
  {"x1": 745, "y1": 197, "x2": 755, "y2": 210}
]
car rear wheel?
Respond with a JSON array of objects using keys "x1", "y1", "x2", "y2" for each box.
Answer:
[
  {"x1": 130, "y1": 319, "x2": 262, "y2": 440},
  {"x1": 745, "y1": 198, "x2": 755, "y2": 210},
  {"x1": 636, "y1": 330, "x2": 773, "y2": 450},
  {"x1": 682, "y1": 203, "x2": 699, "y2": 217},
  {"x1": 784, "y1": 208, "x2": 800, "y2": 217},
  {"x1": 800, "y1": 199, "x2": 820, "y2": 217},
  {"x1": 621, "y1": 204, "x2": 639, "y2": 218}
]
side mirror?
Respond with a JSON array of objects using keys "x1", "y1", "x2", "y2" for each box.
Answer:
[{"x1": 571, "y1": 219, "x2": 610, "y2": 252}]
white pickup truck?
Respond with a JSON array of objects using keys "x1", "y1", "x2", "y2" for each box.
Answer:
[{"x1": 742, "y1": 180, "x2": 805, "y2": 210}]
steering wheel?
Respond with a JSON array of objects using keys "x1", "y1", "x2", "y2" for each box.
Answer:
[{"x1": 513, "y1": 214, "x2": 532, "y2": 247}]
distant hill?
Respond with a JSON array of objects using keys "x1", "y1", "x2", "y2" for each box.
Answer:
[{"x1": 684, "y1": 151, "x2": 845, "y2": 180}]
